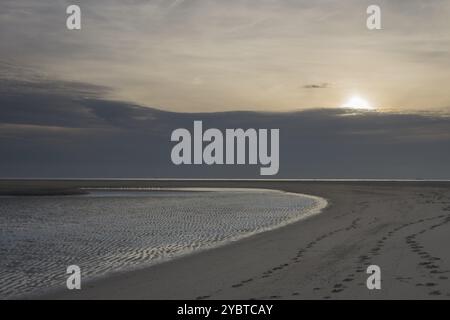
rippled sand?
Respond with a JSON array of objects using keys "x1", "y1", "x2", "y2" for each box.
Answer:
[{"x1": 0, "y1": 188, "x2": 325, "y2": 299}]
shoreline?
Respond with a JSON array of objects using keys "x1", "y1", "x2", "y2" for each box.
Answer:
[
  {"x1": 37, "y1": 188, "x2": 330, "y2": 300},
  {"x1": 25, "y1": 188, "x2": 328, "y2": 300},
  {"x1": 3, "y1": 186, "x2": 327, "y2": 300},
  {"x1": 2, "y1": 180, "x2": 450, "y2": 299},
  {"x1": 2, "y1": 179, "x2": 450, "y2": 196}
]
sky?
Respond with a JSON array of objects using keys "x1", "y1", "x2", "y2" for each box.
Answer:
[
  {"x1": 1, "y1": 0, "x2": 450, "y2": 112},
  {"x1": 1, "y1": 0, "x2": 450, "y2": 179},
  {"x1": 1, "y1": 80, "x2": 450, "y2": 179}
]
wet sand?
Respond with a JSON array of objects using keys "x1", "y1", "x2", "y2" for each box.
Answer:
[{"x1": 3, "y1": 180, "x2": 450, "y2": 299}]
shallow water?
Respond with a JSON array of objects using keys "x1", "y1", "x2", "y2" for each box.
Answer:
[{"x1": 0, "y1": 189, "x2": 325, "y2": 299}]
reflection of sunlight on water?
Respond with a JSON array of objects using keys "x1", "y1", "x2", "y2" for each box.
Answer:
[{"x1": 0, "y1": 189, "x2": 326, "y2": 299}]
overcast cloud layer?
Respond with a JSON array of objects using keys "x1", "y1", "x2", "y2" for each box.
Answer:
[
  {"x1": 1, "y1": 76, "x2": 450, "y2": 179},
  {"x1": 1, "y1": 1, "x2": 450, "y2": 178},
  {"x1": 1, "y1": 0, "x2": 450, "y2": 112}
]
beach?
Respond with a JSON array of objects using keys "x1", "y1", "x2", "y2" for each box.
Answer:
[
  {"x1": 2, "y1": 180, "x2": 450, "y2": 299},
  {"x1": 0, "y1": 188, "x2": 324, "y2": 299}
]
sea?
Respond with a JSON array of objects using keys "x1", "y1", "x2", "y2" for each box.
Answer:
[{"x1": 0, "y1": 188, "x2": 326, "y2": 298}]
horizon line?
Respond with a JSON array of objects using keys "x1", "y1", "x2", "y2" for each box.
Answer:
[{"x1": 2, "y1": 178, "x2": 450, "y2": 182}]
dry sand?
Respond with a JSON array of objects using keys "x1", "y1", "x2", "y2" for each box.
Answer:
[{"x1": 6, "y1": 180, "x2": 449, "y2": 300}]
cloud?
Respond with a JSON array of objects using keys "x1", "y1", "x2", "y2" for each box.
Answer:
[
  {"x1": 0, "y1": 61, "x2": 111, "y2": 98},
  {"x1": 302, "y1": 83, "x2": 330, "y2": 89},
  {"x1": 1, "y1": 0, "x2": 450, "y2": 111},
  {"x1": 1, "y1": 77, "x2": 450, "y2": 179},
  {"x1": 168, "y1": 0, "x2": 186, "y2": 10}
]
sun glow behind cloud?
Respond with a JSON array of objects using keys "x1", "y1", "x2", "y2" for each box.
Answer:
[
  {"x1": 1, "y1": 0, "x2": 450, "y2": 112},
  {"x1": 341, "y1": 95, "x2": 375, "y2": 111}
]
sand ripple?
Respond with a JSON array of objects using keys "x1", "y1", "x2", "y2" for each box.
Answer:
[{"x1": 0, "y1": 189, "x2": 325, "y2": 298}]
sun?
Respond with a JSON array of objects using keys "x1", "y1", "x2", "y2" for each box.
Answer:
[{"x1": 341, "y1": 95, "x2": 374, "y2": 110}]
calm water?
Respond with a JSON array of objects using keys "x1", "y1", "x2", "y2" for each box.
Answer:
[{"x1": 0, "y1": 188, "x2": 326, "y2": 299}]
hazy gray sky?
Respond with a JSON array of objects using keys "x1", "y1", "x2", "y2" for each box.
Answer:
[{"x1": 1, "y1": 0, "x2": 450, "y2": 112}]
